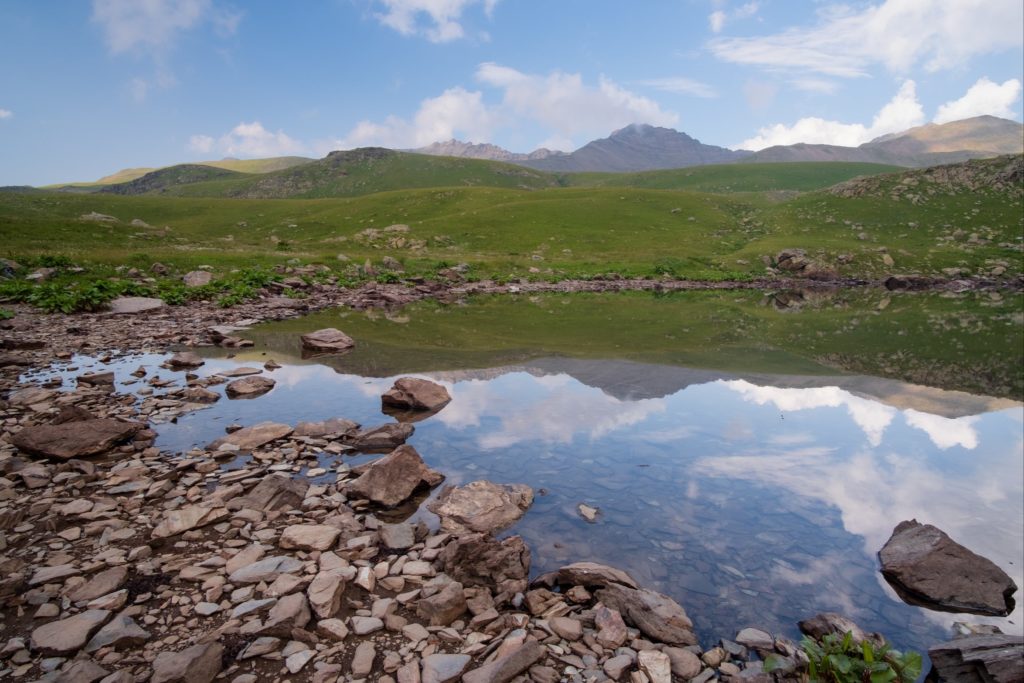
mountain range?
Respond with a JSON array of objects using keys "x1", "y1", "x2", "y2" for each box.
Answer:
[{"x1": 38, "y1": 115, "x2": 1023, "y2": 191}]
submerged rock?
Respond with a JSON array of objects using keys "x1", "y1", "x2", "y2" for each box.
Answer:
[
  {"x1": 879, "y1": 519, "x2": 1017, "y2": 616},
  {"x1": 428, "y1": 480, "x2": 534, "y2": 534},
  {"x1": 300, "y1": 328, "x2": 355, "y2": 353},
  {"x1": 381, "y1": 377, "x2": 452, "y2": 412}
]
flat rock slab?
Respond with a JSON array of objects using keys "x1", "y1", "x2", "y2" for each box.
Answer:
[
  {"x1": 12, "y1": 418, "x2": 141, "y2": 460},
  {"x1": 382, "y1": 377, "x2": 451, "y2": 412},
  {"x1": 879, "y1": 519, "x2": 1018, "y2": 616},
  {"x1": 929, "y1": 634, "x2": 1023, "y2": 683},
  {"x1": 301, "y1": 328, "x2": 355, "y2": 353},
  {"x1": 293, "y1": 417, "x2": 359, "y2": 437},
  {"x1": 228, "y1": 473, "x2": 307, "y2": 511},
  {"x1": 31, "y1": 609, "x2": 111, "y2": 655},
  {"x1": 225, "y1": 376, "x2": 275, "y2": 399},
  {"x1": 108, "y1": 297, "x2": 164, "y2": 314},
  {"x1": 218, "y1": 366, "x2": 263, "y2": 377},
  {"x1": 209, "y1": 421, "x2": 293, "y2": 451},
  {"x1": 556, "y1": 562, "x2": 639, "y2": 589},
  {"x1": 428, "y1": 480, "x2": 534, "y2": 534},
  {"x1": 151, "y1": 642, "x2": 224, "y2": 683},
  {"x1": 347, "y1": 444, "x2": 443, "y2": 507},
  {"x1": 595, "y1": 583, "x2": 697, "y2": 646},
  {"x1": 152, "y1": 505, "x2": 229, "y2": 538},
  {"x1": 463, "y1": 639, "x2": 543, "y2": 683}
]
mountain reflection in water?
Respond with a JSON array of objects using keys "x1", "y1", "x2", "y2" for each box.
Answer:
[{"x1": 151, "y1": 353, "x2": 1023, "y2": 654}]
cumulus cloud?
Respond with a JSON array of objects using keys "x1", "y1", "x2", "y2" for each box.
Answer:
[
  {"x1": 738, "y1": 79, "x2": 925, "y2": 149},
  {"x1": 933, "y1": 77, "x2": 1022, "y2": 124},
  {"x1": 709, "y1": 11, "x2": 726, "y2": 33},
  {"x1": 374, "y1": 0, "x2": 496, "y2": 43},
  {"x1": 709, "y1": 0, "x2": 1023, "y2": 78},
  {"x1": 709, "y1": 2, "x2": 759, "y2": 34},
  {"x1": 332, "y1": 64, "x2": 677, "y2": 151},
  {"x1": 904, "y1": 410, "x2": 979, "y2": 450},
  {"x1": 0, "y1": 109, "x2": 12, "y2": 120},
  {"x1": 187, "y1": 121, "x2": 305, "y2": 157},
  {"x1": 335, "y1": 86, "x2": 494, "y2": 149},
  {"x1": 640, "y1": 77, "x2": 718, "y2": 99},
  {"x1": 91, "y1": 0, "x2": 239, "y2": 54}
]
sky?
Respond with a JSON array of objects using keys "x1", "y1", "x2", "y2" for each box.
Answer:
[{"x1": 0, "y1": 0, "x2": 1022, "y2": 185}]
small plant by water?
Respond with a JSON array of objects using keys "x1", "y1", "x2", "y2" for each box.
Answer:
[{"x1": 792, "y1": 631, "x2": 922, "y2": 683}]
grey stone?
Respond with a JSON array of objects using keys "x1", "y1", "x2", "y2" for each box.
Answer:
[
  {"x1": 150, "y1": 642, "x2": 224, "y2": 683},
  {"x1": 31, "y1": 610, "x2": 111, "y2": 655},
  {"x1": 421, "y1": 654, "x2": 470, "y2": 683}
]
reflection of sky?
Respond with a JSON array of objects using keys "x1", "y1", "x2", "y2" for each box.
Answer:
[{"x1": 26, "y1": 353, "x2": 1022, "y2": 650}]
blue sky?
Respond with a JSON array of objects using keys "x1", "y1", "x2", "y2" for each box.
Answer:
[{"x1": 1, "y1": 0, "x2": 1021, "y2": 185}]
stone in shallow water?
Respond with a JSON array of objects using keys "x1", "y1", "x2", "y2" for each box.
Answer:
[
  {"x1": 301, "y1": 328, "x2": 355, "y2": 353},
  {"x1": 381, "y1": 377, "x2": 451, "y2": 412},
  {"x1": 168, "y1": 351, "x2": 204, "y2": 369},
  {"x1": 347, "y1": 444, "x2": 442, "y2": 507},
  {"x1": 224, "y1": 376, "x2": 275, "y2": 399},
  {"x1": 879, "y1": 519, "x2": 1018, "y2": 616},
  {"x1": 427, "y1": 480, "x2": 533, "y2": 534},
  {"x1": 208, "y1": 421, "x2": 292, "y2": 451},
  {"x1": 595, "y1": 583, "x2": 697, "y2": 646}
]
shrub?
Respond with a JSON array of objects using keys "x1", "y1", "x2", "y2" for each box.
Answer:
[{"x1": 792, "y1": 632, "x2": 922, "y2": 683}]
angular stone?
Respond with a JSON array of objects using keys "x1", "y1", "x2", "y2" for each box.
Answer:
[
  {"x1": 307, "y1": 570, "x2": 347, "y2": 619},
  {"x1": 440, "y1": 533, "x2": 530, "y2": 596},
  {"x1": 348, "y1": 444, "x2": 441, "y2": 507},
  {"x1": 351, "y1": 641, "x2": 376, "y2": 677},
  {"x1": 67, "y1": 566, "x2": 128, "y2": 603},
  {"x1": 382, "y1": 377, "x2": 451, "y2": 412},
  {"x1": 108, "y1": 297, "x2": 164, "y2": 314},
  {"x1": 280, "y1": 524, "x2": 340, "y2": 552},
  {"x1": 421, "y1": 653, "x2": 470, "y2": 683},
  {"x1": 78, "y1": 371, "x2": 115, "y2": 386},
  {"x1": 638, "y1": 650, "x2": 671, "y2": 683},
  {"x1": 229, "y1": 474, "x2": 307, "y2": 511},
  {"x1": 229, "y1": 555, "x2": 304, "y2": 584},
  {"x1": 208, "y1": 422, "x2": 292, "y2": 451},
  {"x1": 13, "y1": 419, "x2": 142, "y2": 460},
  {"x1": 30, "y1": 564, "x2": 80, "y2": 586},
  {"x1": 595, "y1": 604, "x2": 628, "y2": 648},
  {"x1": 151, "y1": 642, "x2": 224, "y2": 683},
  {"x1": 416, "y1": 581, "x2": 466, "y2": 626},
  {"x1": 182, "y1": 271, "x2": 212, "y2": 287},
  {"x1": 595, "y1": 583, "x2": 696, "y2": 646},
  {"x1": 31, "y1": 609, "x2": 111, "y2": 655},
  {"x1": 428, "y1": 480, "x2": 533, "y2": 534},
  {"x1": 286, "y1": 649, "x2": 314, "y2": 674},
  {"x1": 929, "y1": 634, "x2": 1023, "y2": 683},
  {"x1": 379, "y1": 523, "x2": 416, "y2": 550},
  {"x1": 665, "y1": 647, "x2": 702, "y2": 679},
  {"x1": 301, "y1": 328, "x2": 355, "y2": 353},
  {"x1": 85, "y1": 613, "x2": 150, "y2": 652},
  {"x1": 293, "y1": 417, "x2": 359, "y2": 437},
  {"x1": 240, "y1": 637, "x2": 280, "y2": 659},
  {"x1": 556, "y1": 562, "x2": 638, "y2": 589},
  {"x1": 168, "y1": 352, "x2": 204, "y2": 369},
  {"x1": 463, "y1": 639, "x2": 544, "y2": 683},
  {"x1": 351, "y1": 616, "x2": 384, "y2": 635},
  {"x1": 879, "y1": 519, "x2": 1018, "y2": 616},
  {"x1": 349, "y1": 422, "x2": 415, "y2": 451},
  {"x1": 151, "y1": 505, "x2": 228, "y2": 539},
  {"x1": 604, "y1": 654, "x2": 634, "y2": 681},
  {"x1": 260, "y1": 592, "x2": 310, "y2": 636},
  {"x1": 182, "y1": 387, "x2": 219, "y2": 404},
  {"x1": 225, "y1": 376, "x2": 275, "y2": 399},
  {"x1": 798, "y1": 613, "x2": 883, "y2": 646},
  {"x1": 316, "y1": 618, "x2": 349, "y2": 642},
  {"x1": 549, "y1": 616, "x2": 582, "y2": 641}
]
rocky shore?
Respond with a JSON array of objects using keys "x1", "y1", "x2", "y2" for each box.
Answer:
[{"x1": 1, "y1": 284, "x2": 1022, "y2": 683}]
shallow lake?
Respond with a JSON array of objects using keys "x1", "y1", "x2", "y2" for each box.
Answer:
[{"x1": 41, "y1": 289, "x2": 1024, "y2": 656}]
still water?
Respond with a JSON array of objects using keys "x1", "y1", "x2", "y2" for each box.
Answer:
[{"x1": 52, "y1": 290, "x2": 1024, "y2": 655}]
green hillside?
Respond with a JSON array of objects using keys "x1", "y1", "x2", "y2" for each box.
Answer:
[
  {"x1": 565, "y1": 161, "x2": 902, "y2": 193},
  {"x1": 41, "y1": 156, "x2": 313, "y2": 190},
  {"x1": 98, "y1": 164, "x2": 250, "y2": 195},
  {"x1": 1, "y1": 156, "x2": 1020, "y2": 284}
]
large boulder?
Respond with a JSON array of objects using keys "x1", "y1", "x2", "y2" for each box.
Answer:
[
  {"x1": 929, "y1": 634, "x2": 1023, "y2": 683},
  {"x1": 441, "y1": 533, "x2": 531, "y2": 597},
  {"x1": 12, "y1": 418, "x2": 142, "y2": 460},
  {"x1": 301, "y1": 328, "x2": 355, "y2": 353},
  {"x1": 347, "y1": 444, "x2": 443, "y2": 507},
  {"x1": 428, "y1": 481, "x2": 533, "y2": 534},
  {"x1": 225, "y1": 376, "x2": 275, "y2": 399},
  {"x1": 595, "y1": 583, "x2": 697, "y2": 646},
  {"x1": 208, "y1": 422, "x2": 293, "y2": 451},
  {"x1": 878, "y1": 519, "x2": 1017, "y2": 616},
  {"x1": 381, "y1": 377, "x2": 451, "y2": 412},
  {"x1": 182, "y1": 270, "x2": 213, "y2": 287}
]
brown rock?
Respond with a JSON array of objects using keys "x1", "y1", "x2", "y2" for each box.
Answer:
[
  {"x1": 347, "y1": 444, "x2": 442, "y2": 507},
  {"x1": 349, "y1": 422, "x2": 415, "y2": 451},
  {"x1": 224, "y1": 376, "x2": 275, "y2": 399},
  {"x1": 381, "y1": 377, "x2": 451, "y2": 412},
  {"x1": 151, "y1": 642, "x2": 224, "y2": 683},
  {"x1": 463, "y1": 639, "x2": 544, "y2": 683},
  {"x1": 427, "y1": 480, "x2": 533, "y2": 534},
  {"x1": 293, "y1": 417, "x2": 359, "y2": 437},
  {"x1": 595, "y1": 603, "x2": 629, "y2": 648},
  {"x1": 182, "y1": 387, "x2": 219, "y2": 403},
  {"x1": 798, "y1": 613, "x2": 883, "y2": 646},
  {"x1": 208, "y1": 421, "x2": 292, "y2": 451},
  {"x1": 260, "y1": 592, "x2": 311, "y2": 636},
  {"x1": 549, "y1": 616, "x2": 583, "y2": 641},
  {"x1": 168, "y1": 351, "x2": 204, "y2": 369},
  {"x1": 12, "y1": 419, "x2": 142, "y2": 460},
  {"x1": 280, "y1": 524, "x2": 341, "y2": 551},
  {"x1": 440, "y1": 533, "x2": 530, "y2": 597},
  {"x1": 151, "y1": 505, "x2": 229, "y2": 539},
  {"x1": 67, "y1": 566, "x2": 128, "y2": 603},
  {"x1": 595, "y1": 583, "x2": 696, "y2": 646},
  {"x1": 301, "y1": 328, "x2": 355, "y2": 353},
  {"x1": 31, "y1": 609, "x2": 111, "y2": 655},
  {"x1": 229, "y1": 474, "x2": 308, "y2": 511},
  {"x1": 78, "y1": 371, "x2": 115, "y2": 386},
  {"x1": 416, "y1": 581, "x2": 466, "y2": 626},
  {"x1": 556, "y1": 562, "x2": 638, "y2": 589},
  {"x1": 879, "y1": 519, "x2": 1017, "y2": 616}
]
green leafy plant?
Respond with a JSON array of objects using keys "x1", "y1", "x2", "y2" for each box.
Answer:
[
  {"x1": 797, "y1": 632, "x2": 922, "y2": 683},
  {"x1": 0, "y1": 308, "x2": 13, "y2": 320}
]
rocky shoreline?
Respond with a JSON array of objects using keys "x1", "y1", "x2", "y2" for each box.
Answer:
[{"x1": 1, "y1": 282, "x2": 1022, "y2": 683}]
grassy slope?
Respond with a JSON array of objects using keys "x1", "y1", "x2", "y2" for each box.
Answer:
[
  {"x1": 2, "y1": 157, "x2": 1020, "y2": 280},
  {"x1": 40, "y1": 156, "x2": 313, "y2": 189},
  {"x1": 564, "y1": 162, "x2": 902, "y2": 193}
]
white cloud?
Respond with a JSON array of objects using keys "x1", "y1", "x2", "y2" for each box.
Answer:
[
  {"x1": 331, "y1": 65, "x2": 678, "y2": 151},
  {"x1": 374, "y1": 0, "x2": 495, "y2": 43},
  {"x1": 933, "y1": 77, "x2": 1022, "y2": 124},
  {"x1": 188, "y1": 121, "x2": 305, "y2": 157},
  {"x1": 92, "y1": 0, "x2": 214, "y2": 54},
  {"x1": 738, "y1": 79, "x2": 925, "y2": 150},
  {"x1": 0, "y1": 109, "x2": 12, "y2": 120},
  {"x1": 708, "y1": 2, "x2": 759, "y2": 34},
  {"x1": 641, "y1": 77, "x2": 718, "y2": 99},
  {"x1": 904, "y1": 410, "x2": 979, "y2": 450},
  {"x1": 710, "y1": 0, "x2": 1023, "y2": 78}
]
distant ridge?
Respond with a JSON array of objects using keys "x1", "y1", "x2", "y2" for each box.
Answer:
[
  {"x1": 415, "y1": 139, "x2": 565, "y2": 163},
  {"x1": 517, "y1": 124, "x2": 751, "y2": 172},
  {"x1": 744, "y1": 115, "x2": 1023, "y2": 167}
]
